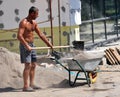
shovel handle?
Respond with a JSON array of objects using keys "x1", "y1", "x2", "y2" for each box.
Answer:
[{"x1": 32, "y1": 45, "x2": 71, "y2": 50}]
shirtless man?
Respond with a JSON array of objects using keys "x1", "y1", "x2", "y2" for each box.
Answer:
[{"x1": 17, "y1": 6, "x2": 53, "y2": 92}]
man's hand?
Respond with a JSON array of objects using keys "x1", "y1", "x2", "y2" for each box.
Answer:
[
  {"x1": 49, "y1": 43, "x2": 53, "y2": 50},
  {"x1": 26, "y1": 45, "x2": 32, "y2": 51}
]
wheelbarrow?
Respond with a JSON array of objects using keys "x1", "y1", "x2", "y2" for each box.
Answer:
[{"x1": 50, "y1": 51, "x2": 104, "y2": 87}]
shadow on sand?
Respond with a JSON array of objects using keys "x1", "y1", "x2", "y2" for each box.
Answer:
[
  {"x1": 0, "y1": 87, "x2": 22, "y2": 93},
  {"x1": 49, "y1": 79, "x2": 88, "y2": 88}
]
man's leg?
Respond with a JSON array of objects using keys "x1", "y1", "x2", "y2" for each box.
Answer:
[
  {"x1": 29, "y1": 62, "x2": 40, "y2": 89},
  {"x1": 23, "y1": 63, "x2": 32, "y2": 89},
  {"x1": 29, "y1": 62, "x2": 36, "y2": 87}
]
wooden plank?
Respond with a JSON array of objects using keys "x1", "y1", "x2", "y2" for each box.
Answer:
[
  {"x1": 107, "y1": 49, "x2": 119, "y2": 65},
  {"x1": 105, "y1": 50, "x2": 115, "y2": 65},
  {"x1": 105, "y1": 54, "x2": 113, "y2": 65},
  {"x1": 115, "y1": 47, "x2": 120, "y2": 55},
  {"x1": 109, "y1": 48, "x2": 119, "y2": 64},
  {"x1": 109, "y1": 48, "x2": 120, "y2": 64},
  {"x1": 106, "y1": 49, "x2": 116, "y2": 64},
  {"x1": 104, "y1": 51, "x2": 113, "y2": 64}
]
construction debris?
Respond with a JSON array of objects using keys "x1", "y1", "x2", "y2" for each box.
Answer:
[{"x1": 104, "y1": 47, "x2": 120, "y2": 65}]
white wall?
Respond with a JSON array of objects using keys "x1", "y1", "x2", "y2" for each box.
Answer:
[{"x1": 0, "y1": 0, "x2": 81, "y2": 30}]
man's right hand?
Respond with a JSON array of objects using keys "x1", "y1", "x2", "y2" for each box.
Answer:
[{"x1": 26, "y1": 45, "x2": 32, "y2": 51}]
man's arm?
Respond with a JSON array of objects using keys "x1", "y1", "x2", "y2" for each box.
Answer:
[
  {"x1": 35, "y1": 23, "x2": 53, "y2": 49},
  {"x1": 17, "y1": 21, "x2": 32, "y2": 51}
]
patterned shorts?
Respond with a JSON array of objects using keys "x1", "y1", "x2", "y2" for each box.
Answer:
[{"x1": 19, "y1": 43, "x2": 37, "y2": 63}]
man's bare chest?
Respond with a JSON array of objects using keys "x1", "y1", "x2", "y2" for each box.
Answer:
[{"x1": 25, "y1": 22, "x2": 35, "y2": 32}]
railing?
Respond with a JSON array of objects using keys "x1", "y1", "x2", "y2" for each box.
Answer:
[{"x1": 80, "y1": 15, "x2": 120, "y2": 44}]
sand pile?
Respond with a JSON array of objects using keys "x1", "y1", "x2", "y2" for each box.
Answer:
[
  {"x1": 0, "y1": 47, "x2": 68, "y2": 89},
  {"x1": 0, "y1": 47, "x2": 24, "y2": 88}
]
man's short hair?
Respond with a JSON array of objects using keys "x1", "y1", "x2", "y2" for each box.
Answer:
[{"x1": 29, "y1": 6, "x2": 39, "y2": 14}]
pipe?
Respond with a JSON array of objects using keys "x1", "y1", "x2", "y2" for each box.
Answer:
[{"x1": 49, "y1": 0, "x2": 54, "y2": 45}]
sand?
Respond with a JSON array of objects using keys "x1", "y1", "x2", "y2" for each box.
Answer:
[{"x1": 0, "y1": 47, "x2": 120, "y2": 97}]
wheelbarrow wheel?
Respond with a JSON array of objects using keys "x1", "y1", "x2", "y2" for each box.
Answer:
[{"x1": 89, "y1": 72, "x2": 98, "y2": 84}]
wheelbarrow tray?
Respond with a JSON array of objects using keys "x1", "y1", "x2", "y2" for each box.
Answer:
[
  {"x1": 64, "y1": 58, "x2": 102, "y2": 72},
  {"x1": 51, "y1": 50, "x2": 104, "y2": 87},
  {"x1": 53, "y1": 57, "x2": 103, "y2": 87}
]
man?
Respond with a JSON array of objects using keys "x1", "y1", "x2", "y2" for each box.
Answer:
[{"x1": 17, "y1": 6, "x2": 53, "y2": 92}]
